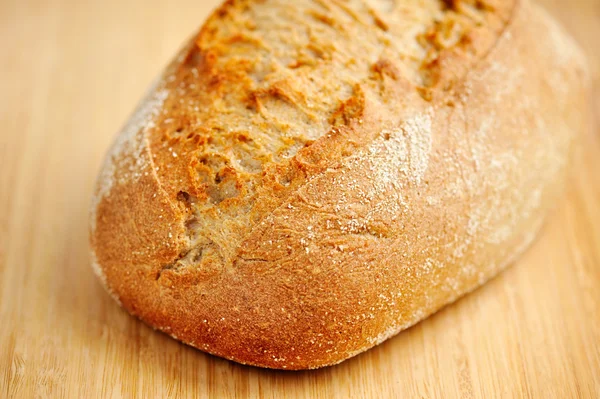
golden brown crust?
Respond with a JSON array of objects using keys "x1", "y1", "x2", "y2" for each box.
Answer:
[{"x1": 90, "y1": 0, "x2": 590, "y2": 369}]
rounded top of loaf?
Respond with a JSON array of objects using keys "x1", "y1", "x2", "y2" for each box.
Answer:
[{"x1": 90, "y1": 0, "x2": 589, "y2": 369}]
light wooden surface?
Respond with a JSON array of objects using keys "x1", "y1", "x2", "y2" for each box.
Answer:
[{"x1": 1, "y1": 0, "x2": 599, "y2": 398}]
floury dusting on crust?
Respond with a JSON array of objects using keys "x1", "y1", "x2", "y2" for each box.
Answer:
[
  {"x1": 89, "y1": 79, "x2": 169, "y2": 233},
  {"x1": 381, "y1": 112, "x2": 433, "y2": 186},
  {"x1": 90, "y1": 250, "x2": 122, "y2": 307},
  {"x1": 89, "y1": 78, "x2": 169, "y2": 302}
]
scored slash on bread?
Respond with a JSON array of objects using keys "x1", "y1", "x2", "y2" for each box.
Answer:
[{"x1": 90, "y1": 0, "x2": 590, "y2": 369}]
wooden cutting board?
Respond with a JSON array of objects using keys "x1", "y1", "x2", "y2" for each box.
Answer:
[{"x1": 1, "y1": 0, "x2": 598, "y2": 397}]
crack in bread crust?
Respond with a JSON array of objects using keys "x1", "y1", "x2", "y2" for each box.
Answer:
[{"x1": 143, "y1": 0, "x2": 515, "y2": 276}]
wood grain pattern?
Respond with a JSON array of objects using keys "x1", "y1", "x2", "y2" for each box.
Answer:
[{"x1": 0, "y1": 0, "x2": 598, "y2": 397}]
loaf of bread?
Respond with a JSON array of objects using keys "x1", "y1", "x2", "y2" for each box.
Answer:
[{"x1": 90, "y1": 0, "x2": 590, "y2": 369}]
